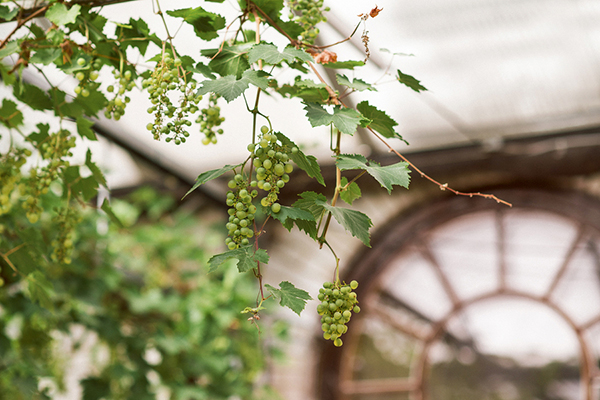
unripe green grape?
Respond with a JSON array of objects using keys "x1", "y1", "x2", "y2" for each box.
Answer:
[
  {"x1": 284, "y1": 163, "x2": 294, "y2": 173},
  {"x1": 263, "y1": 182, "x2": 272, "y2": 191},
  {"x1": 274, "y1": 163, "x2": 285, "y2": 176},
  {"x1": 353, "y1": 305, "x2": 361, "y2": 313},
  {"x1": 271, "y1": 203, "x2": 281, "y2": 213},
  {"x1": 76, "y1": 72, "x2": 85, "y2": 81},
  {"x1": 350, "y1": 280, "x2": 358, "y2": 289},
  {"x1": 77, "y1": 57, "x2": 86, "y2": 66},
  {"x1": 261, "y1": 125, "x2": 269, "y2": 134},
  {"x1": 263, "y1": 159, "x2": 272, "y2": 170},
  {"x1": 228, "y1": 180, "x2": 236, "y2": 189}
]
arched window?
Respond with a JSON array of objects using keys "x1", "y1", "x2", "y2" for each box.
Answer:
[{"x1": 318, "y1": 190, "x2": 600, "y2": 400}]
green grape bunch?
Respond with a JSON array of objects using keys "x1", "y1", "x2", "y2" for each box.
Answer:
[
  {"x1": 224, "y1": 173, "x2": 258, "y2": 249},
  {"x1": 317, "y1": 280, "x2": 361, "y2": 347},
  {"x1": 73, "y1": 56, "x2": 102, "y2": 98},
  {"x1": 287, "y1": 0, "x2": 330, "y2": 43},
  {"x1": 143, "y1": 52, "x2": 200, "y2": 145},
  {"x1": 248, "y1": 126, "x2": 296, "y2": 214},
  {"x1": 105, "y1": 68, "x2": 136, "y2": 121},
  {"x1": 198, "y1": 93, "x2": 225, "y2": 145},
  {"x1": 21, "y1": 130, "x2": 76, "y2": 224},
  {"x1": 0, "y1": 148, "x2": 31, "y2": 216},
  {"x1": 51, "y1": 206, "x2": 81, "y2": 265}
]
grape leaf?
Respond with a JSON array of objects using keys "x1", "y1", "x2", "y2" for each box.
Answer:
[
  {"x1": 270, "y1": 205, "x2": 315, "y2": 231},
  {"x1": 326, "y1": 205, "x2": 372, "y2": 247},
  {"x1": 303, "y1": 103, "x2": 362, "y2": 135},
  {"x1": 202, "y1": 44, "x2": 252, "y2": 78},
  {"x1": 275, "y1": 132, "x2": 325, "y2": 186},
  {"x1": 248, "y1": 43, "x2": 312, "y2": 65},
  {"x1": 0, "y1": 99, "x2": 23, "y2": 128},
  {"x1": 336, "y1": 154, "x2": 410, "y2": 194},
  {"x1": 101, "y1": 199, "x2": 124, "y2": 228},
  {"x1": 396, "y1": 69, "x2": 427, "y2": 92},
  {"x1": 293, "y1": 191, "x2": 372, "y2": 246},
  {"x1": 340, "y1": 176, "x2": 362, "y2": 205},
  {"x1": 303, "y1": 102, "x2": 332, "y2": 127},
  {"x1": 356, "y1": 101, "x2": 405, "y2": 142},
  {"x1": 0, "y1": 5, "x2": 18, "y2": 21},
  {"x1": 197, "y1": 70, "x2": 269, "y2": 102},
  {"x1": 27, "y1": 271, "x2": 54, "y2": 311},
  {"x1": 45, "y1": 3, "x2": 81, "y2": 25},
  {"x1": 85, "y1": 149, "x2": 107, "y2": 187},
  {"x1": 72, "y1": 176, "x2": 99, "y2": 201},
  {"x1": 29, "y1": 48, "x2": 62, "y2": 65},
  {"x1": 331, "y1": 106, "x2": 362, "y2": 135},
  {"x1": 13, "y1": 82, "x2": 52, "y2": 110},
  {"x1": 0, "y1": 40, "x2": 19, "y2": 59},
  {"x1": 183, "y1": 163, "x2": 242, "y2": 198},
  {"x1": 322, "y1": 60, "x2": 365, "y2": 70},
  {"x1": 265, "y1": 281, "x2": 312, "y2": 315},
  {"x1": 166, "y1": 7, "x2": 225, "y2": 41},
  {"x1": 207, "y1": 246, "x2": 269, "y2": 273},
  {"x1": 336, "y1": 74, "x2": 376, "y2": 91},
  {"x1": 119, "y1": 18, "x2": 161, "y2": 55},
  {"x1": 76, "y1": 116, "x2": 97, "y2": 140}
]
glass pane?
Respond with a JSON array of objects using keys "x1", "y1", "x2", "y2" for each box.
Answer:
[
  {"x1": 429, "y1": 298, "x2": 581, "y2": 400},
  {"x1": 351, "y1": 317, "x2": 419, "y2": 381},
  {"x1": 379, "y1": 251, "x2": 452, "y2": 322},
  {"x1": 504, "y1": 210, "x2": 579, "y2": 296},
  {"x1": 551, "y1": 240, "x2": 600, "y2": 325},
  {"x1": 428, "y1": 211, "x2": 499, "y2": 300}
]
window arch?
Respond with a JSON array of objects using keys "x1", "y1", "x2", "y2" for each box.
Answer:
[{"x1": 318, "y1": 189, "x2": 600, "y2": 400}]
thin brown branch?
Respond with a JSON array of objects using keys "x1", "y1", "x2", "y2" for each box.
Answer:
[
  {"x1": 365, "y1": 125, "x2": 513, "y2": 206},
  {"x1": 248, "y1": 0, "x2": 297, "y2": 45},
  {"x1": 0, "y1": 4, "x2": 49, "y2": 51}
]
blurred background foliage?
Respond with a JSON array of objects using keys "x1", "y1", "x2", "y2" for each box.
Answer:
[{"x1": 0, "y1": 186, "x2": 284, "y2": 400}]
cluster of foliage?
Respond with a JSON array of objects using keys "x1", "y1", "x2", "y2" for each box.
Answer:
[
  {"x1": 0, "y1": 0, "x2": 427, "y2": 334},
  {"x1": 0, "y1": 185, "x2": 281, "y2": 399}
]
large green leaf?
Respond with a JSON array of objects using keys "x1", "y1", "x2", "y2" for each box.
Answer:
[
  {"x1": 269, "y1": 205, "x2": 315, "y2": 231},
  {"x1": 275, "y1": 132, "x2": 325, "y2": 186},
  {"x1": 265, "y1": 281, "x2": 312, "y2": 315},
  {"x1": 336, "y1": 154, "x2": 410, "y2": 194},
  {"x1": 356, "y1": 100, "x2": 405, "y2": 141},
  {"x1": 27, "y1": 271, "x2": 54, "y2": 311},
  {"x1": 331, "y1": 106, "x2": 362, "y2": 135},
  {"x1": 13, "y1": 82, "x2": 52, "y2": 111},
  {"x1": 336, "y1": 74, "x2": 376, "y2": 92},
  {"x1": 45, "y1": 3, "x2": 81, "y2": 25},
  {"x1": 202, "y1": 44, "x2": 252, "y2": 78},
  {"x1": 197, "y1": 70, "x2": 269, "y2": 102},
  {"x1": 303, "y1": 102, "x2": 333, "y2": 127},
  {"x1": 183, "y1": 163, "x2": 242, "y2": 198},
  {"x1": 207, "y1": 246, "x2": 269, "y2": 273},
  {"x1": 248, "y1": 43, "x2": 312, "y2": 65},
  {"x1": 293, "y1": 191, "x2": 372, "y2": 246},
  {"x1": 0, "y1": 40, "x2": 19, "y2": 60},
  {"x1": 303, "y1": 102, "x2": 362, "y2": 135},
  {"x1": 0, "y1": 5, "x2": 18, "y2": 21},
  {"x1": 29, "y1": 48, "x2": 62, "y2": 65},
  {"x1": 325, "y1": 205, "x2": 372, "y2": 247},
  {"x1": 0, "y1": 99, "x2": 23, "y2": 128},
  {"x1": 85, "y1": 149, "x2": 107, "y2": 187},
  {"x1": 167, "y1": 7, "x2": 225, "y2": 41},
  {"x1": 397, "y1": 69, "x2": 427, "y2": 92},
  {"x1": 76, "y1": 116, "x2": 97, "y2": 140},
  {"x1": 119, "y1": 18, "x2": 161, "y2": 55}
]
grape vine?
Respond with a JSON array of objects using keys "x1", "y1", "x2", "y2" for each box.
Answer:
[{"x1": 0, "y1": 0, "x2": 512, "y2": 358}]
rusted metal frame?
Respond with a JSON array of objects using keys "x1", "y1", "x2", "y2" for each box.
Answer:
[
  {"x1": 413, "y1": 289, "x2": 596, "y2": 400},
  {"x1": 340, "y1": 377, "x2": 418, "y2": 395},
  {"x1": 496, "y1": 209, "x2": 508, "y2": 289},
  {"x1": 418, "y1": 242, "x2": 461, "y2": 308},
  {"x1": 542, "y1": 225, "x2": 588, "y2": 301}
]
